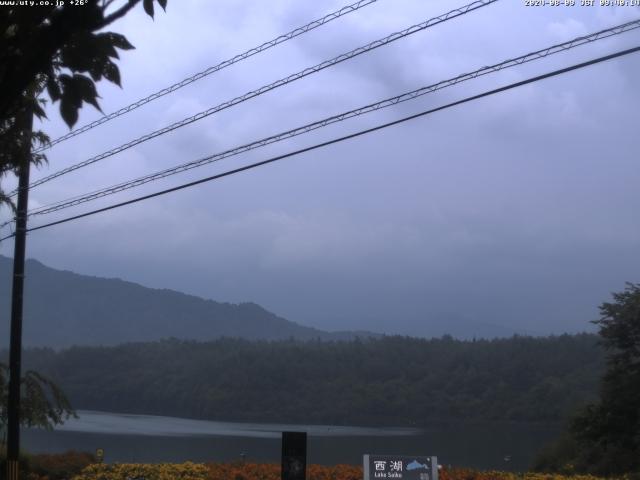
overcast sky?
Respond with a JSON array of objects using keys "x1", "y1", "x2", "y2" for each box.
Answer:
[{"x1": 2, "y1": 0, "x2": 639, "y2": 338}]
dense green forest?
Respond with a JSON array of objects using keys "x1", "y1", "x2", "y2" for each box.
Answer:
[{"x1": 8, "y1": 334, "x2": 603, "y2": 427}]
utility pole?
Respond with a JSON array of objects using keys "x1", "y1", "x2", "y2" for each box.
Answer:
[{"x1": 6, "y1": 102, "x2": 33, "y2": 480}]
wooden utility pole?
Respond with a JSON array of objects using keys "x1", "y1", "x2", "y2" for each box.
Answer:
[{"x1": 6, "y1": 103, "x2": 33, "y2": 480}]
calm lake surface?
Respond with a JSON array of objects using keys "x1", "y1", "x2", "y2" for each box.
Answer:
[{"x1": 23, "y1": 411, "x2": 561, "y2": 471}]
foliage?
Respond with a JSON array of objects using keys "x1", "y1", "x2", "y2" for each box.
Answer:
[
  {"x1": 534, "y1": 284, "x2": 640, "y2": 476},
  {"x1": 68, "y1": 462, "x2": 636, "y2": 480},
  {"x1": 439, "y1": 467, "x2": 633, "y2": 480},
  {"x1": 0, "y1": 450, "x2": 94, "y2": 480},
  {"x1": 204, "y1": 463, "x2": 363, "y2": 480},
  {"x1": 73, "y1": 461, "x2": 210, "y2": 480},
  {"x1": 13, "y1": 334, "x2": 603, "y2": 427},
  {"x1": 0, "y1": 88, "x2": 49, "y2": 197},
  {"x1": 25, "y1": 450, "x2": 96, "y2": 480},
  {"x1": 570, "y1": 283, "x2": 640, "y2": 474},
  {"x1": 0, "y1": 362, "x2": 76, "y2": 441},
  {"x1": 0, "y1": 0, "x2": 168, "y2": 205},
  {"x1": 530, "y1": 434, "x2": 581, "y2": 476},
  {"x1": 0, "y1": 0, "x2": 168, "y2": 127}
]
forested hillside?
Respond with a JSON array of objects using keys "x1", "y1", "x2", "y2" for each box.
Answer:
[{"x1": 15, "y1": 334, "x2": 603, "y2": 427}]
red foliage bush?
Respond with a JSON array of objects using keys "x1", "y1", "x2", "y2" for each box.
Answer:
[{"x1": 26, "y1": 450, "x2": 96, "y2": 480}]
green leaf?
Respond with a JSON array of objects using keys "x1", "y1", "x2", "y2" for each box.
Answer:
[
  {"x1": 102, "y1": 61, "x2": 121, "y2": 87},
  {"x1": 58, "y1": 73, "x2": 90, "y2": 126},
  {"x1": 72, "y1": 74, "x2": 102, "y2": 112},
  {"x1": 60, "y1": 97, "x2": 79, "y2": 128},
  {"x1": 46, "y1": 77, "x2": 61, "y2": 102},
  {"x1": 143, "y1": 0, "x2": 154, "y2": 18},
  {"x1": 32, "y1": 101, "x2": 47, "y2": 120},
  {"x1": 88, "y1": 33, "x2": 118, "y2": 60},
  {"x1": 60, "y1": 32, "x2": 96, "y2": 72},
  {"x1": 157, "y1": 0, "x2": 167, "y2": 11},
  {"x1": 88, "y1": 58, "x2": 104, "y2": 81},
  {"x1": 57, "y1": 73, "x2": 72, "y2": 88},
  {"x1": 105, "y1": 32, "x2": 135, "y2": 51},
  {"x1": 59, "y1": 74, "x2": 83, "y2": 109}
]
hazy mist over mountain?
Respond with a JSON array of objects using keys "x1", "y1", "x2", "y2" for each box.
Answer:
[
  {"x1": 0, "y1": 256, "x2": 383, "y2": 348},
  {"x1": 0, "y1": 255, "x2": 549, "y2": 348}
]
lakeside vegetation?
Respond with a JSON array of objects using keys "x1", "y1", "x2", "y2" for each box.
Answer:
[
  {"x1": 8, "y1": 457, "x2": 638, "y2": 480},
  {"x1": 14, "y1": 333, "x2": 603, "y2": 427},
  {"x1": 532, "y1": 284, "x2": 640, "y2": 476},
  {"x1": 73, "y1": 462, "x2": 640, "y2": 480}
]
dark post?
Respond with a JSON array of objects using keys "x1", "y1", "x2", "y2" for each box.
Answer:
[
  {"x1": 6, "y1": 106, "x2": 33, "y2": 480},
  {"x1": 281, "y1": 431, "x2": 307, "y2": 480}
]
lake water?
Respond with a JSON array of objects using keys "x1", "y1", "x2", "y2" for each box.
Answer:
[{"x1": 23, "y1": 410, "x2": 561, "y2": 471}]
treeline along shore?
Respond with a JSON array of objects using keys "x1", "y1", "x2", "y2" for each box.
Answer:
[{"x1": 7, "y1": 334, "x2": 603, "y2": 427}]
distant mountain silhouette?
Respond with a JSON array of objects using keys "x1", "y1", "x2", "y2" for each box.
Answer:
[{"x1": 0, "y1": 255, "x2": 378, "y2": 348}]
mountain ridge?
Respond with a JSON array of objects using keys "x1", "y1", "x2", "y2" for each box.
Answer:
[{"x1": 0, "y1": 255, "x2": 379, "y2": 348}]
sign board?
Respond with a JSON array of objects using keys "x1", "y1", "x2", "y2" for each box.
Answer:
[
  {"x1": 363, "y1": 455, "x2": 438, "y2": 480},
  {"x1": 95, "y1": 448, "x2": 104, "y2": 463}
]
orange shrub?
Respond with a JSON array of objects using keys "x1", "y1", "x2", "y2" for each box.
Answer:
[
  {"x1": 204, "y1": 463, "x2": 362, "y2": 480},
  {"x1": 69, "y1": 462, "x2": 631, "y2": 480},
  {"x1": 31, "y1": 450, "x2": 96, "y2": 472}
]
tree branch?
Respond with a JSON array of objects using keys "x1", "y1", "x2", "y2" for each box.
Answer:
[{"x1": 98, "y1": 0, "x2": 141, "y2": 29}]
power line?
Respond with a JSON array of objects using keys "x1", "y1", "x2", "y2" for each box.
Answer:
[
  {"x1": 20, "y1": 18, "x2": 640, "y2": 220},
  {"x1": 19, "y1": 0, "x2": 498, "y2": 194},
  {"x1": 35, "y1": 0, "x2": 381, "y2": 153},
  {"x1": 1, "y1": 45, "x2": 635, "y2": 241},
  {"x1": 1, "y1": 17, "x2": 637, "y2": 229}
]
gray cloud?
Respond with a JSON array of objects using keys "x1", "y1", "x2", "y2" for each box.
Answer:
[{"x1": 2, "y1": 0, "x2": 639, "y2": 339}]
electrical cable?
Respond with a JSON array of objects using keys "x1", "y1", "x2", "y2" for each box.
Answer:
[
  {"x1": 18, "y1": 18, "x2": 640, "y2": 220},
  {"x1": 0, "y1": 44, "x2": 634, "y2": 241},
  {"x1": 18, "y1": 0, "x2": 498, "y2": 195},
  {"x1": 35, "y1": 0, "x2": 382, "y2": 153}
]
